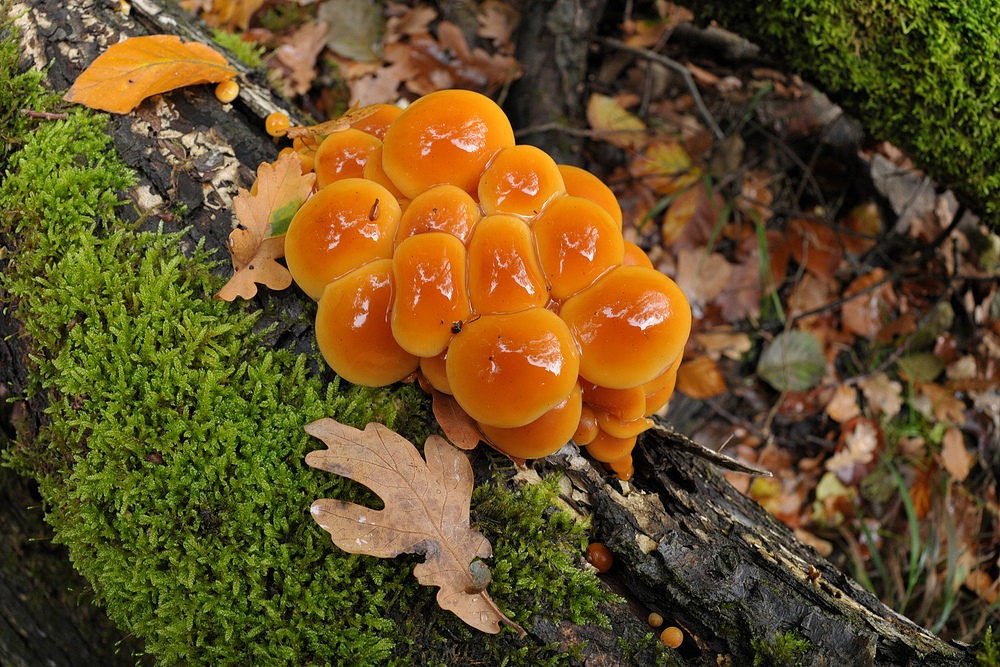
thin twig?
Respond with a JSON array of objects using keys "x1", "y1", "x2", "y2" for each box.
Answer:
[
  {"x1": 20, "y1": 109, "x2": 69, "y2": 120},
  {"x1": 514, "y1": 122, "x2": 644, "y2": 140},
  {"x1": 595, "y1": 36, "x2": 725, "y2": 140}
]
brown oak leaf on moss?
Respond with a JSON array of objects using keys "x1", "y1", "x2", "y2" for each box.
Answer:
[
  {"x1": 305, "y1": 419, "x2": 524, "y2": 635},
  {"x1": 216, "y1": 151, "x2": 315, "y2": 301},
  {"x1": 63, "y1": 35, "x2": 236, "y2": 114}
]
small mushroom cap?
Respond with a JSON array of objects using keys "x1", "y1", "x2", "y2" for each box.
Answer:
[
  {"x1": 642, "y1": 353, "x2": 682, "y2": 415},
  {"x1": 584, "y1": 428, "x2": 637, "y2": 463},
  {"x1": 622, "y1": 239, "x2": 654, "y2": 268},
  {"x1": 362, "y1": 145, "x2": 405, "y2": 198},
  {"x1": 419, "y1": 350, "x2": 451, "y2": 394},
  {"x1": 559, "y1": 265, "x2": 692, "y2": 389},
  {"x1": 478, "y1": 144, "x2": 566, "y2": 217},
  {"x1": 580, "y1": 380, "x2": 647, "y2": 421},
  {"x1": 313, "y1": 128, "x2": 382, "y2": 189},
  {"x1": 382, "y1": 89, "x2": 515, "y2": 199},
  {"x1": 595, "y1": 410, "x2": 654, "y2": 439},
  {"x1": 285, "y1": 178, "x2": 401, "y2": 301},
  {"x1": 572, "y1": 404, "x2": 600, "y2": 446},
  {"x1": 395, "y1": 184, "x2": 480, "y2": 246},
  {"x1": 478, "y1": 383, "x2": 582, "y2": 459},
  {"x1": 608, "y1": 454, "x2": 634, "y2": 480},
  {"x1": 350, "y1": 103, "x2": 403, "y2": 140},
  {"x1": 391, "y1": 232, "x2": 471, "y2": 357},
  {"x1": 315, "y1": 259, "x2": 419, "y2": 386},
  {"x1": 446, "y1": 308, "x2": 581, "y2": 428},
  {"x1": 532, "y1": 196, "x2": 624, "y2": 300},
  {"x1": 467, "y1": 214, "x2": 549, "y2": 314},
  {"x1": 557, "y1": 164, "x2": 623, "y2": 228}
]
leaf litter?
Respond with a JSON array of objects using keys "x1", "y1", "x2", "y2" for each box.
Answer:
[{"x1": 122, "y1": 0, "x2": 1000, "y2": 643}]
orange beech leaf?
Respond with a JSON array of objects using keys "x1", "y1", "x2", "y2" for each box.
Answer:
[
  {"x1": 64, "y1": 35, "x2": 236, "y2": 114},
  {"x1": 305, "y1": 419, "x2": 524, "y2": 636},
  {"x1": 841, "y1": 268, "x2": 897, "y2": 338},
  {"x1": 676, "y1": 356, "x2": 727, "y2": 400},
  {"x1": 787, "y1": 217, "x2": 842, "y2": 282},
  {"x1": 216, "y1": 152, "x2": 315, "y2": 301}
]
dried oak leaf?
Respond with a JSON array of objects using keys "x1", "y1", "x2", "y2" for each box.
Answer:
[
  {"x1": 216, "y1": 151, "x2": 315, "y2": 301},
  {"x1": 64, "y1": 35, "x2": 236, "y2": 114},
  {"x1": 304, "y1": 419, "x2": 524, "y2": 635}
]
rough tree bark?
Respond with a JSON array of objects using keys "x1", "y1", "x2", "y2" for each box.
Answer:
[{"x1": 0, "y1": 0, "x2": 980, "y2": 665}]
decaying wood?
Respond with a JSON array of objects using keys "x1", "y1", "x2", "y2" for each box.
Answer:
[{"x1": 0, "y1": 0, "x2": 980, "y2": 664}]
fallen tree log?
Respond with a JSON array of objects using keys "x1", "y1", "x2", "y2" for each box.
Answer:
[
  {"x1": 0, "y1": 0, "x2": 981, "y2": 664},
  {"x1": 682, "y1": 0, "x2": 1000, "y2": 229}
]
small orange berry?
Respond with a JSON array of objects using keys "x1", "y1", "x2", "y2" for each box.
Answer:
[
  {"x1": 647, "y1": 612, "x2": 664, "y2": 628},
  {"x1": 584, "y1": 542, "x2": 613, "y2": 573},
  {"x1": 215, "y1": 80, "x2": 239, "y2": 104},
  {"x1": 265, "y1": 111, "x2": 291, "y2": 137},
  {"x1": 660, "y1": 626, "x2": 683, "y2": 648}
]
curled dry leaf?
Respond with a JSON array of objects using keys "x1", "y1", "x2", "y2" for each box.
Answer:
[
  {"x1": 825, "y1": 384, "x2": 860, "y2": 423},
  {"x1": 285, "y1": 104, "x2": 382, "y2": 147},
  {"x1": 304, "y1": 419, "x2": 524, "y2": 635},
  {"x1": 841, "y1": 268, "x2": 897, "y2": 338},
  {"x1": 939, "y1": 427, "x2": 972, "y2": 483},
  {"x1": 216, "y1": 151, "x2": 315, "y2": 301},
  {"x1": 676, "y1": 356, "x2": 727, "y2": 400},
  {"x1": 429, "y1": 388, "x2": 484, "y2": 451},
  {"x1": 587, "y1": 93, "x2": 646, "y2": 149},
  {"x1": 857, "y1": 373, "x2": 903, "y2": 419},
  {"x1": 64, "y1": 35, "x2": 236, "y2": 114}
]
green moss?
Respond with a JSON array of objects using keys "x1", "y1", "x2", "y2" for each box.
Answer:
[
  {"x1": 0, "y1": 24, "x2": 618, "y2": 666},
  {"x1": 211, "y1": 28, "x2": 265, "y2": 68},
  {"x1": 977, "y1": 627, "x2": 1000, "y2": 667},
  {"x1": 751, "y1": 629, "x2": 813, "y2": 667},
  {"x1": 473, "y1": 475, "x2": 615, "y2": 628},
  {"x1": 688, "y1": 0, "x2": 1000, "y2": 226}
]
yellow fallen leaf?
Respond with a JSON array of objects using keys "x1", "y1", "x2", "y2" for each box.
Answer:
[
  {"x1": 64, "y1": 35, "x2": 236, "y2": 114},
  {"x1": 586, "y1": 93, "x2": 646, "y2": 149}
]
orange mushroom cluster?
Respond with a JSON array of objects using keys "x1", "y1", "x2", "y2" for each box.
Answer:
[{"x1": 282, "y1": 89, "x2": 691, "y2": 479}]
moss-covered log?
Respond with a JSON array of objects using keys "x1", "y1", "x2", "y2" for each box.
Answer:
[
  {"x1": 683, "y1": 0, "x2": 1000, "y2": 228},
  {"x1": 0, "y1": 0, "x2": 985, "y2": 665}
]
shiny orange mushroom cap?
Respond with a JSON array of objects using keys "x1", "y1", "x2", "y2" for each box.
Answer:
[
  {"x1": 466, "y1": 214, "x2": 549, "y2": 314},
  {"x1": 478, "y1": 383, "x2": 582, "y2": 459},
  {"x1": 532, "y1": 195, "x2": 624, "y2": 300},
  {"x1": 585, "y1": 428, "x2": 637, "y2": 463},
  {"x1": 478, "y1": 144, "x2": 566, "y2": 217},
  {"x1": 313, "y1": 128, "x2": 382, "y2": 189},
  {"x1": 419, "y1": 350, "x2": 451, "y2": 394},
  {"x1": 350, "y1": 103, "x2": 403, "y2": 140},
  {"x1": 391, "y1": 232, "x2": 472, "y2": 357},
  {"x1": 395, "y1": 184, "x2": 481, "y2": 246},
  {"x1": 285, "y1": 178, "x2": 401, "y2": 301},
  {"x1": 446, "y1": 308, "x2": 581, "y2": 428},
  {"x1": 315, "y1": 259, "x2": 419, "y2": 386},
  {"x1": 559, "y1": 265, "x2": 692, "y2": 389},
  {"x1": 382, "y1": 89, "x2": 515, "y2": 199},
  {"x1": 557, "y1": 164, "x2": 623, "y2": 228}
]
